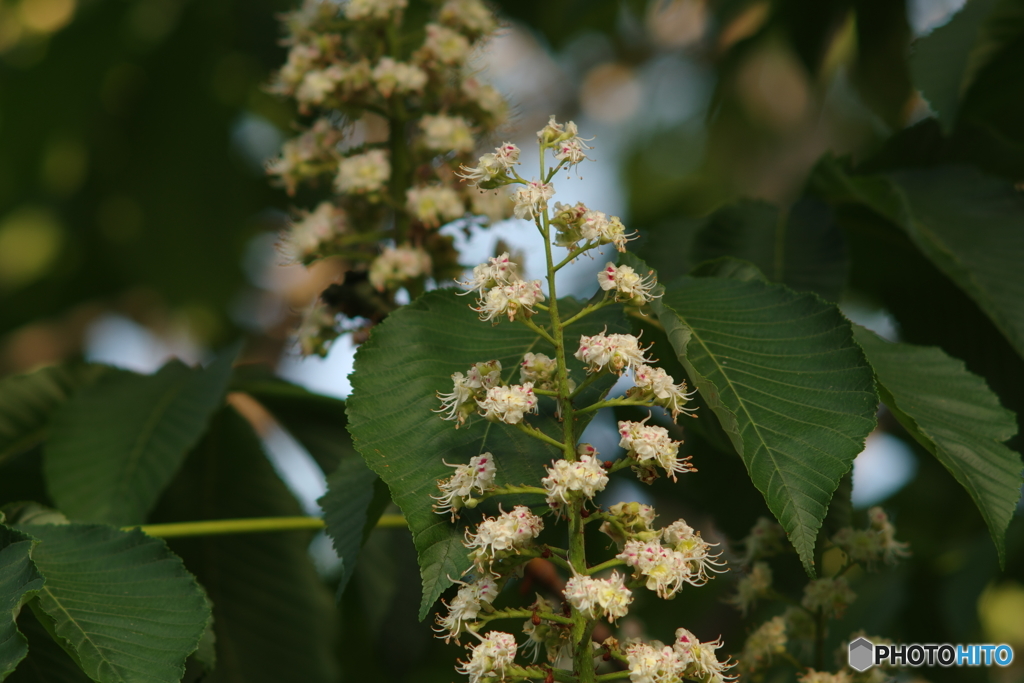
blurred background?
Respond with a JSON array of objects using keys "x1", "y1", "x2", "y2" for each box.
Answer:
[{"x1": 1, "y1": 0, "x2": 1022, "y2": 681}]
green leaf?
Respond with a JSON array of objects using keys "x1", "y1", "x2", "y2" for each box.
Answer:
[
  {"x1": 6, "y1": 607, "x2": 91, "y2": 683},
  {"x1": 319, "y1": 455, "x2": 390, "y2": 599},
  {"x1": 910, "y1": 0, "x2": 1000, "y2": 131},
  {"x1": 345, "y1": 289, "x2": 624, "y2": 619},
  {"x1": 149, "y1": 407, "x2": 338, "y2": 683},
  {"x1": 232, "y1": 366, "x2": 354, "y2": 474},
  {"x1": 852, "y1": 325, "x2": 1023, "y2": 565},
  {"x1": 632, "y1": 254, "x2": 878, "y2": 572},
  {"x1": 44, "y1": 345, "x2": 239, "y2": 525},
  {"x1": 0, "y1": 527, "x2": 43, "y2": 680},
  {"x1": 0, "y1": 363, "x2": 116, "y2": 468},
  {"x1": 816, "y1": 162, "x2": 1024, "y2": 362},
  {"x1": 12, "y1": 523, "x2": 209, "y2": 683},
  {"x1": 691, "y1": 197, "x2": 849, "y2": 302}
]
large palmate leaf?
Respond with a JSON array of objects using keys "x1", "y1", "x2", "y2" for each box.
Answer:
[
  {"x1": 813, "y1": 161, "x2": 1024, "y2": 362},
  {"x1": 232, "y1": 366, "x2": 355, "y2": 474},
  {"x1": 0, "y1": 363, "x2": 115, "y2": 468},
  {"x1": 149, "y1": 407, "x2": 338, "y2": 683},
  {"x1": 319, "y1": 455, "x2": 390, "y2": 599},
  {"x1": 632, "y1": 255, "x2": 878, "y2": 572},
  {"x1": 44, "y1": 346, "x2": 238, "y2": 525},
  {"x1": 0, "y1": 527, "x2": 43, "y2": 680},
  {"x1": 346, "y1": 290, "x2": 624, "y2": 618},
  {"x1": 853, "y1": 326, "x2": 1022, "y2": 565},
  {"x1": 691, "y1": 197, "x2": 848, "y2": 302},
  {"x1": 14, "y1": 523, "x2": 209, "y2": 683}
]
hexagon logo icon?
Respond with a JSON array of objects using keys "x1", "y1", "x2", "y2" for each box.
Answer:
[{"x1": 849, "y1": 637, "x2": 874, "y2": 672}]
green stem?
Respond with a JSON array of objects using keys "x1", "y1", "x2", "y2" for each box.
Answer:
[
  {"x1": 472, "y1": 609, "x2": 573, "y2": 628},
  {"x1": 553, "y1": 244, "x2": 595, "y2": 272},
  {"x1": 585, "y1": 558, "x2": 626, "y2": 576},
  {"x1": 596, "y1": 672, "x2": 631, "y2": 682},
  {"x1": 575, "y1": 398, "x2": 653, "y2": 416},
  {"x1": 515, "y1": 422, "x2": 565, "y2": 450},
  {"x1": 561, "y1": 297, "x2": 613, "y2": 328},
  {"x1": 523, "y1": 318, "x2": 557, "y2": 346},
  {"x1": 130, "y1": 514, "x2": 407, "y2": 538},
  {"x1": 568, "y1": 371, "x2": 605, "y2": 401}
]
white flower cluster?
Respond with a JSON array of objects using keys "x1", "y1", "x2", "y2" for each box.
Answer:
[
  {"x1": 618, "y1": 419, "x2": 694, "y2": 483},
  {"x1": 459, "y1": 142, "x2": 520, "y2": 188},
  {"x1": 459, "y1": 252, "x2": 520, "y2": 295},
  {"x1": 406, "y1": 185, "x2": 465, "y2": 227},
  {"x1": 456, "y1": 630, "x2": 518, "y2": 683},
  {"x1": 368, "y1": 244, "x2": 431, "y2": 291},
  {"x1": 420, "y1": 114, "x2": 475, "y2": 154},
  {"x1": 371, "y1": 57, "x2": 427, "y2": 97},
  {"x1": 279, "y1": 201, "x2": 348, "y2": 264},
  {"x1": 617, "y1": 519, "x2": 725, "y2": 598},
  {"x1": 563, "y1": 572, "x2": 632, "y2": 623},
  {"x1": 630, "y1": 364, "x2": 697, "y2": 420},
  {"x1": 726, "y1": 561, "x2": 773, "y2": 616},
  {"x1": 541, "y1": 453, "x2": 609, "y2": 508},
  {"x1": 625, "y1": 628, "x2": 736, "y2": 683},
  {"x1": 474, "y1": 280, "x2": 546, "y2": 324},
  {"x1": 832, "y1": 506, "x2": 910, "y2": 568},
  {"x1": 344, "y1": 0, "x2": 407, "y2": 21},
  {"x1": 575, "y1": 332, "x2": 651, "y2": 375},
  {"x1": 434, "y1": 573, "x2": 500, "y2": 643},
  {"x1": 519, "y1": 352, "x2": 557, "y2": 390},
  {"x1": 464, "y1": 506, "x2": 544, "y2": 570},
  {"x1": 537, "y1": 116, "x2": 593, "y2": 171},
  {"x1": 801, "y1": 577, "x2": 856, "y2": 618},
  {"x1": 335, "y1": 149, "x2": 391, "y2": 195},
  {"x1": 597, "y1": 262, "x2": 660, "y2": 304},
  {"x1": 738, "y1": 615, "x2": 787, "y2": 674},
  {"x1": 512, "y1": 181, "x2": 556, "y2": 221},
  {"x1": 436, "y1": 359, "x2": 503, "y2": 427},
  {"x1": 432, "y1": 453, "x2": 498, "y2": 519},
  {"x1": 477, "y1": 383, "x2": 538, "y2": 424}
]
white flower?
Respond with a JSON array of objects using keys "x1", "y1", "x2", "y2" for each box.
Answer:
[
  {"x1": 279, "y1": 202, "x2": 347, "y2": 263},
  {"x1": 739, "y1": 517, "x2": 787, "y2": 565},
  {"x1": 344, "y1": 0, "x2": 407, "y2": 21},
  {"x1": 617, "y1": 539, "x2": 690, "y2": 598},
  {"x1": 519, "y1": 352, "x2": 557, "y2": 388},
  {"x1": 439, "y1": 0, "x2": 496, "y2": 34},
  {"x1": 563, "y1": 572, "x2": 632, "y2": 623},
  {"x1": 469, "y1": 189, "x2": 512, "y2": 223},
  {"x1": 738, "y1": 616, "x2": 787, "y2": 673},
  {"x1": 625, "y1": 641, "x2": 684, "y2": 683},
  {"x1": 598, "y1": 263, "x2": 659, "y2": 303},
  {"x1": 368, "y1": 244, "x2": 431, "y2": 291},
  {"x1": 464, "y1": 506, "x2": 544, "y2": 566},
  {"x1": 618, "y1": 419, "x2": 693, "y2": 481},
  {"x1": 541, "y1": 454, "x2": 609, "y2": 506},
  {"x1": 433, "y1": 453, "x2": 498, "y2": 518},
  {"x1": 296, "y1": 66, "x2": 344, "y2": 106},
  {"x1": 580, "y1": 210, "x2": 635, "y2": 252},
  {"x1": 661, "y1": 519, "x2": 727, "y2": 585},
  {"x1": 372, "y1": 57, "x2": 427, "y2": 97},
  {"x1": 458, "y1": 143, "x2": 519, "y2": 188},
  {"x1": 473, "y1": 280, "x2": 545, "y2": 323},
  {"x1": 456, "y1": 630, "x2": 518, "y2": 683},
  {"x1": 674, "y1": 629, "x2": 736, "y2": 683},
  {"x1": 295, "y1": 300, "x2": 340, "y2": 358},
  {"x1": 512, "y1": 180, "x2": 555, "y2": 220},
  {"x1": 462, "y1": 77, "x2": 507, "y2": 119},
  {"x1": 420, "y1": 114, "x2": 475, "y2": 154},
  {"x1": 867, "y1": 506, "x2": 911, "y2": 564},
  {"x1": 631, "y1": 364, "x2": 697, "y2": 420},
  {"x1": 801, "y1": 577, "x2": 856, "y2": 618},
  {"x1": 458, "y1": 252, "x2": 522, "y2": 295},
  {"x1": 476, "y1": 383, "x2": 538, "y2": 424},
  {"x1": 576, "y1": 332, "x2": 651, "y2": 375},
  {"x1": 435, "y1": 573, "x2": 500, "y2": 643},
  {"x1": 419, "y1": 23, "x2": 471, "y2": 65},
  {"x1": 335, "y1": 149, "x2": 390, "y2": 194},
  {"x1": 406, "y1": 185, "x2": 465, "y2": 227},
  {"x1": 726, "y1": 561, "x2": 773, "y2": 616}
]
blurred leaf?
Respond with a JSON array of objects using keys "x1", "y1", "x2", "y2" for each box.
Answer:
[
  {"x1": 910, "y1": 0, "x2": 999, "y2": 131},
  {"x1": 6, "y1": 608, "x2": 90, "y2": 683},
  {"x1": 0, "y1": 527, "x2": 43, "y2": 681},
  {"x1": 13, "y1": 524, "x2": 209, "y2": 683},
  {"x1": 44, "y1": 344, "x2": 239, "y2": 525},
  {"x1": 815, "y1": 162, "x2": 1024, "y2": 362},
  {"x1": 853, "y1": 325, "x2": 1022, "y2": 566},
  {"x1": 632, "y1": 254, "x2": 878, "y2": 573},
  {"x1": 346, "y1": 290, "x2": 624, "y2": 619},
  {"x1": 692, "y1": 197, "x2": 848, "y2": 301},
  {"x1": 149, "y1": 407, "x2": 338, "y2": 683},
  {"x1": 319, "y1": 456, "x2": 389, "y2": 599},
  {"x1": 232, "y1": 365, "x2": 354, "y2": 474},
  {"x1": 0, "y1": 363, "x2": 116, "y2": 468},
  {"x1": 851, "y1": 0, "x2": 913, "y2": 128}
]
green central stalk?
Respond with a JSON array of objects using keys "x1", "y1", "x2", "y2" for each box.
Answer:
[{"x1": 538, "y1": 144, "x2": 595, "y2": 683}]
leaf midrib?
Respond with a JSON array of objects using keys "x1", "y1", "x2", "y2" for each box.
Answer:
[{"x1": 40, "y1": 584, "x2": 128, "y2": 683}]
